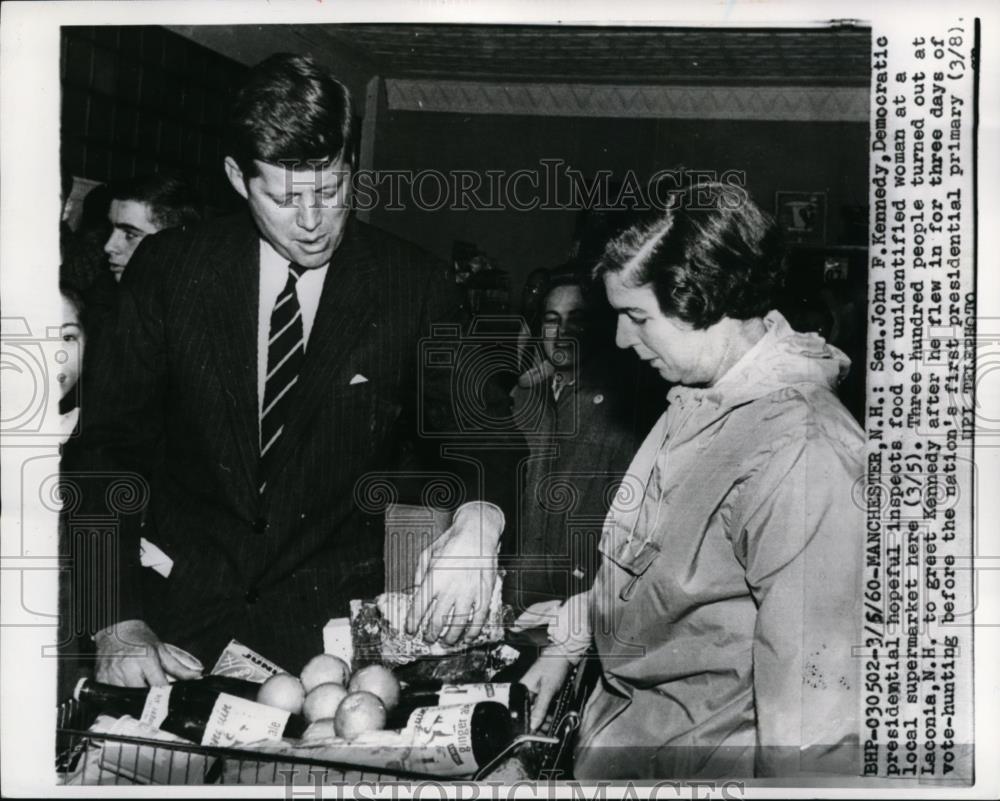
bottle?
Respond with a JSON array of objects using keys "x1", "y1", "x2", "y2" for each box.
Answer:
[
  {"x1": 310, "y1": 700, "x2": 516, "y2": 776},
  {"x1": 388, "y1": 682, "x2": 530, "y2": 736},
  {"x1": 74, "y1": 677, "x2": 306, "y2": 746},
  {"x1": 400, "y1": 700, "x2": 514, "y2": 773},
  {"x1": 180, "y1": 674, "x2": 264, "y2": 700}
]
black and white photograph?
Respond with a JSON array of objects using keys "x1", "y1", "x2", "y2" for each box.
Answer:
[{"x1": 0, "y1": 1, "x2": 997, "y2": 797}]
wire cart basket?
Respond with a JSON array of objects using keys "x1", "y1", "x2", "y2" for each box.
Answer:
[{"x1": 56, "y1": 658, "x2": 593, "y2": 786}]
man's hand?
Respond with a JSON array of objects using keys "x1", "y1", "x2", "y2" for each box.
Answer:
[
  {"x1": 405, "y1": 502, "x2": 504, "y2": 646},
  {"x1": 520, "y1": 649, "x2": 575, "y2": 731},
  {"x1": 95, "y1": 619, "x2": 202, "y2": 687}
]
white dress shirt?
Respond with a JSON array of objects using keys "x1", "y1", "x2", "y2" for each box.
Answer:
[{"x1": 257, "y1": 239, "x2": 329, "y2": 440}]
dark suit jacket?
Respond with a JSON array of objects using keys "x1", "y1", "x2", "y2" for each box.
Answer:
[{"x1": 66, "y1": 213, "x2": 520, "y2": 672}]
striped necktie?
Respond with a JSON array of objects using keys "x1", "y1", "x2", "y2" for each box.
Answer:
[{"x1": 260, "y1": 262, "x2": 305, "y2": 494}]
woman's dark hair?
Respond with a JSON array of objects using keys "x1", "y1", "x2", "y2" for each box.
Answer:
[
  {"x1": 227, "y1": 53, "x2": 354, "y2": 176},
  {"x1": 593, "y1": 181, "x2": 786, "y2": 329},
  {"x1": 58, "y1": 283, "x2": 87, "y2": 415},
  {"x1": 59, "y1": 282, "x2": 87, "y2": 332}
]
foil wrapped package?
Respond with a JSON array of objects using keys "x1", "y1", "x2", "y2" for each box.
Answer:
[{"x1": 348, "y1": 578, "x2": 519, "y2": 683}]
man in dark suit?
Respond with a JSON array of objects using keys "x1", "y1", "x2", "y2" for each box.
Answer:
[{"x1": 68, "y1": 54, "x2": 515, "y2": 686}]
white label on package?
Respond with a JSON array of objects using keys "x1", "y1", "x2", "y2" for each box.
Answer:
[
  {"x1": 201, "y1": 693, "x2": 290, "y2": 747},
  {"x1": 322, "y1": 617, "x2": 354, "y2": 668},
  {"x1": 404, "y1": 703, "x2": 479, "y2": 773},
  {"x1": 439, "y1": 683, "x2": 510, "y2": 706},
  {"x1": 140, "y1": 685, "x2": 172, "y2": 729},
  {"x1": 210, "y1": 639, "x2": 284, "y2": 681}
]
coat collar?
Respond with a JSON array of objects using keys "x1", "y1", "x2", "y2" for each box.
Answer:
[{"x1": 665, "y1": 310, "x2": 851, "y2": 415}]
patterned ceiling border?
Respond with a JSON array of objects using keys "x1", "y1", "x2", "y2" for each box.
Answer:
[{"x1": 386, "y1": 80, "x2": 870, "y2": 122}]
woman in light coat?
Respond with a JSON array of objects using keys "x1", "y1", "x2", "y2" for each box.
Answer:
[{"x1": 522, "y1": 182, "x2": 865, "y2": 780}]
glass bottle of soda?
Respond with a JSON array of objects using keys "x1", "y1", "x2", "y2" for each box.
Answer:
[
  {"x1": 74, "y1": 677, "x2": 306, "y2": 746},
  {"x1": 388, "y1": 681, "x2": 530, "y2": 736}
]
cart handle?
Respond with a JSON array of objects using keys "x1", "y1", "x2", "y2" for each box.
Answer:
[{"x1": 472, "y1": 734, "x2": 561, "y2": 780}]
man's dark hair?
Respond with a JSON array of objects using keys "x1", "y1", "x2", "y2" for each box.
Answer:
[
  {"x1": 110, "y1": 174, "x2": 203, "y2": 230},
  {"x1": 79, "y1": 183, "x2": 113, "y2": 232},
  {"x1": 594, "y1": 181, "x2": 786, "y2": 329},
  {"x1": 226, "y1": 53, "x2": 354, "y2": 176},
  {"x1": 545, "y1": 263, "x2": 615, "y2": 343},
  {"x1": 546, "y1": 264, "x2": 601, "y2": 309}
]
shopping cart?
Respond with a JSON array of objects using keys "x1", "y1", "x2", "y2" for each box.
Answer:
[
  {"x1": 56, "y1": 504, "x2": 596, "y2": 785},
  {"x1": 55, "y1": 655, "x2": 592, "y2": 786}
]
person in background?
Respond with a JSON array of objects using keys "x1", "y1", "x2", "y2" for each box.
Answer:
[
  {"x1": 104, "y1": 173, "x2": 203, "y2": 282},
  {"x1": 506, "y1": 268, "x2": 649, "y2": 617},
  {"x1": 522, "y1": 182, "x2": 865, "y2": 779},
  {"x1": 56, "y1": 282, "x2": 88, "y2": 701},
  {"x1": 61, "y1": 181, "x2": 113, "y2": 295},
  {"x1": 56, "y1": 283, "x2": 87, "y2": 444},
  {"x1": 515, "y1": 267, "x2": 551, "y2": 374}
]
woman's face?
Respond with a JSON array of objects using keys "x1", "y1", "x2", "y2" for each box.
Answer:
[
  {"x1": 58, "y1": 296, "x2": 85, "y2": 398},
  {"x1": 604, "y1": 271, "x2": 728, "y2": 387}
]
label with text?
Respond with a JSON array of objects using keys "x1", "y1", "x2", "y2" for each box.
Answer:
[
  {"x1": 864, "y1": 16, "x2": 974, "y2": 782},
  {"x1": 201, "y1": 693, "x2": 291, "y2": 748},
  {"x1": 139, "y1": 685, "x2": 172, "y2": 730}
]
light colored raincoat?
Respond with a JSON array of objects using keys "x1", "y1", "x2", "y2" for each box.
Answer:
[{"x1": 574, "y1": 310, "x2": 865, "y2": 779}]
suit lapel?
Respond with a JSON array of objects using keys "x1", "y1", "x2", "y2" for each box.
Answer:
[
  {"x1": 264, "y1": 221, "x2": 379, "y2": 483},
  {"x1": 206, "y1": 216, "x2": 262, "y2": 501}
]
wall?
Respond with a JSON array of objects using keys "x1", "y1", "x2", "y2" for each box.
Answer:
[
  {"x1": 368, "y1": 111, "x2": 870, "y2": 292},
  {"x1": 61, "y1": 26, "x2": 248, "y2": 210}
]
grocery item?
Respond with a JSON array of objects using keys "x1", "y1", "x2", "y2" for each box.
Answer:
[
  {"x1": 321, "y1": 617, "x2": 354, "y2": 668},
  {"x1": 348, "y1": 597, "x2": 520, "y2": 684},
  {"x1": 347, "y1": 665, "x2": 401, "y2": 711},
  {"x1": 301, "y1": 718, "x2": 338, "y2": 741},
  {"x1": 74, "y1": 678, "x2": 307, "y2": 746},
  {"x1": 238, "y1": 700, "x2": 516, "y2": 777},
  {"x1": 256, "y1": 673, "x2": 306, "y2": 715},
  {"x1": 300, "y1": 654, "x2": 350, "y2": 693},
  {"x1": 211, "y1": 639, "x2": 285, "y2": 682},
  {"x1": 333, "y1": 691, "x2": 387, "y2": 740},
  {"x1": 388, "y1": 681, "x2": 530, "y2": 734},
  {"x1": 374, "y1": 576, "x2": 505, "y2": 663},
  {"x1": 302, "y1": 683, "x2": 349, "y2": 723}
]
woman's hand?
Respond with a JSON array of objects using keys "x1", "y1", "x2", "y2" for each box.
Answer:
[{"x1": 520, "y1": 649, "x2": 575, "y2": 731}]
